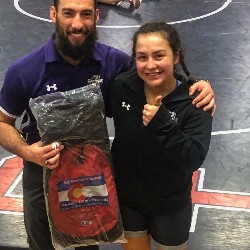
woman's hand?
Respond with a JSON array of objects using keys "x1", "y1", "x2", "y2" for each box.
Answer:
[{"x1": 143, "y1": 95, "x2": 162, "y2": 126}]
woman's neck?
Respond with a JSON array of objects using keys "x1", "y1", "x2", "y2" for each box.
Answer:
[{"x1": 144, "y1": 78, "x2": 177, "y2": 104}]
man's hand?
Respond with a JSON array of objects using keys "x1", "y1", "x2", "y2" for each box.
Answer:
[
  {"x1": 27, "y1": 141, "x2": 64, "y2": 169},
  {"x1": 143, "y1": 95, "x2": 162, "y2": 126},
  {"x1": 0, "y1": 111, "x2": 64, "y2": 168},
  {"x1": 189, "y1": 80, "x2": 216, "y2": 116}
]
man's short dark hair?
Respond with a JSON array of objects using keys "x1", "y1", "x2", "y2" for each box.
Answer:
[{"x1": 53, "y1": 0, "x2": 97, "y2": 11}]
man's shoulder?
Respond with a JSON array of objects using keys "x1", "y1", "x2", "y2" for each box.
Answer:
[
  {"x1": 10, "y1": 44, "x2": 46, "y2": 71},
  {"x1": 94, "y1": 42, "x2": 132, "y2": 73},
  {"x1": 95, "y1": 41, "x2": 129, "y2": 58}
]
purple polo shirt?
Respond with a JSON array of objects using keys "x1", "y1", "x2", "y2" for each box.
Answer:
[{"x1": 0, "y1": 36, "x2": 131, "y2": 144}]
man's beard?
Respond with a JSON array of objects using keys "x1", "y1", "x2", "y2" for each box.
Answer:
[{"x1": 55, "y1": 20, "x2": 97, "y2": 61}]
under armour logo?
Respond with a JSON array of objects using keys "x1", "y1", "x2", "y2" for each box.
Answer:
[
  {"x1": 46, "y1": 84, "x2": 57, "y2": 91},
  {"x1": 122, "y1": 102, "x2": 130, "y2": 110}
]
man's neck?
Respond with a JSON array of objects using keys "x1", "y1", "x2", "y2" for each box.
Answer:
[
  {"x1": 60, "y1": 53, "x2": 83, "y2": 66},
  {"x1": 53, "y1": 37, "x2": 84, "y2": 66}
]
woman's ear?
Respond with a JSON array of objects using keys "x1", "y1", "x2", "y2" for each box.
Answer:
[{"x1": 174, "y1": 51, "x2": 180, "y2": 65}]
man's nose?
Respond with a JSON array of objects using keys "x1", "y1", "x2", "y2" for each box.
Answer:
[{"x1": 71, "y1": 14, "x2": 83, "y2": 30}]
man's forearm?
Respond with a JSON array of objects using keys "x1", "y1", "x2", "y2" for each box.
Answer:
[{"x1": 0, "y1": 122, "x2": 31, "y2": 160}]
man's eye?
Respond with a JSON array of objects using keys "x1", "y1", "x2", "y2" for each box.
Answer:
[
  {"x1": 82, "y1": 11, "x2": 93, "y2": 17},
  {"x1": 63, "y1": 11, "x2": 73, "y2": 16}
]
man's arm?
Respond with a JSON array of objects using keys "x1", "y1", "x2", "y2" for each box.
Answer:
[
  {"x1": 0, "y1": 111, "x2": 63, "y2": 169},
  {"x1": 189, "y1": 80, "x2": 216, "y2": 116}
]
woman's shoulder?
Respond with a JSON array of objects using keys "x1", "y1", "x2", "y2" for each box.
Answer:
[{"x1": 114, "y1": 68, "x2": 138, "y2": 82}]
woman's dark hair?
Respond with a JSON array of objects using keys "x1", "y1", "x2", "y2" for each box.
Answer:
[
  {"x1": 132, "y1": 22, "x2": 191, "y2": 78},
  {"x1": 53, "y1": 0, "x2": 97, "y2": 11}
]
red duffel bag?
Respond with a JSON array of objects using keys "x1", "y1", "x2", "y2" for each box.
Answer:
[{"x1": 48, "y1": 144, "x2": 119, "y2": 238}]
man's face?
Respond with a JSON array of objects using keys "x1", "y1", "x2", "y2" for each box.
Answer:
[{"x1": 50, "y1": 0, "x2": 99, "y2": 60}]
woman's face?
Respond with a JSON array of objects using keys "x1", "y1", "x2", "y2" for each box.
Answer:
[{"x1": 135, "y1": 32, "x2": 179, "y2": 88}]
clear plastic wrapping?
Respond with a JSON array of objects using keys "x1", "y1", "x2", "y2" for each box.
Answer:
[{"x1": 29, "y1": 84, "x2": 126, "y2": 249}]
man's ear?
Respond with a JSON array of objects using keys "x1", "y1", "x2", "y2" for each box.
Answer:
[
  {"x1": 95, "y1": 9, "x2": 100, "y2": 23},
  {"x1": 50, "y1": 6, "x2": 57, "y2": 24}
]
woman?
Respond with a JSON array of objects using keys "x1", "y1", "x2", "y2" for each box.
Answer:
[{"x1": 109, "y1": 22, "x2": 213, "y2": 250}]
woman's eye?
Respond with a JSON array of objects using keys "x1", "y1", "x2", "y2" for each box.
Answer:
[
  {"x1": 155, "y1": 54, "x2": 164, "y2": 59},
  {"x1": 137, "y1": 55, "x2": 146, "y2": 61}
]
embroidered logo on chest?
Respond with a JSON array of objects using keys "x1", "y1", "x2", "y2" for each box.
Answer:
[
  {"x1": 46, "y1": 83, "x2": 58, "y2": 92},
  {"x1": 122, "y1": 102, "x2": 130, "y2": 110},
  {"x1": 168, "y1": 111, "x2": 178, "y2": 122},
  {"x1": 88, "y1": 75, "x2": 103, "y2": 85}
]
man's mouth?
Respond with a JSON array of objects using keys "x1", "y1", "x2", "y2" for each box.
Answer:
[
  {"x1": 68, "y1": 28, "x2": 89, "y2": 36},
  {"x1": 68, "y1": 32, "x2": 86, "y2": 43},
  {"x1": 70, "y1": 33, "x2": 84, "y2": 38}
]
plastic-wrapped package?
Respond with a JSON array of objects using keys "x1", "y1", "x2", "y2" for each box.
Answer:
[{"x1": 29, "y1": 84, "x2": 126, "y2": 249}]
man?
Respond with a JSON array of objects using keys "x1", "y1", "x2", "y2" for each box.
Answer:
[{"x1": 0, "y1": 0, "x2": 215, "y2": 249}]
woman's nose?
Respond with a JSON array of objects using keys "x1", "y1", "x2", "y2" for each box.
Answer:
[{"x1": 145, "y1": 58, "x2": 156, "y2": 69}]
